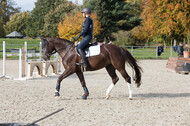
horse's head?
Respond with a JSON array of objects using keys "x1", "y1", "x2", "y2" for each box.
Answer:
[{"x1": 40, "y1": 37, "x2": 53, "y2": 61}]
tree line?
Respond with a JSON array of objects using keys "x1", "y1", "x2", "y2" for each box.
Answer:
[{"x1": 0, "y1": 0, "x2": 190, "y2": 46}]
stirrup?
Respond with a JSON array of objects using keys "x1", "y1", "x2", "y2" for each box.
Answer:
[
  {"x1": 76, "y1": 62, "x2": 83, "y2": 66},
  {"x1": 76, "y1": 62, "x2": 87, "y2": 67},
  {"x1": 76, "y1": 62, "x2": 87, "y2": 72},
  {"x1": 81, "y1": 66, "x2": 87, "y2": 72}
]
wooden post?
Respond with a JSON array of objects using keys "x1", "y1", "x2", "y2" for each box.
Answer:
[{"x1": 22, "y1": 47, "x2": 25, "y2": 77}]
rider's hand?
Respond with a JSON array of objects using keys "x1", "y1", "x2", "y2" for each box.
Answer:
[{"x1": 74, "y1": 36, "x2": 79, "y2": 41}]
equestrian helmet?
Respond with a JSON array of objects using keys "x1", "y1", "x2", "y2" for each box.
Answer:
[{"x1": 81, "y1": 7, "x2": 91, "y2": 14}]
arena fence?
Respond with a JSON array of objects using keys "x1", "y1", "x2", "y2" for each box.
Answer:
[
  {"x1": 120, "y1": 46, "x2": 178, "y2": 59},
  {"x1": 0, "y1": 41, "x2": 61, "y2": 80}
]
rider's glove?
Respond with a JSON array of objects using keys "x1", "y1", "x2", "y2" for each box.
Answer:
[{"x1": 74, "y1": 36, "x2": 79, "y2": 41}]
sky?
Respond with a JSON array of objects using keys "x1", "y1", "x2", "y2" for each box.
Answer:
[{"x1": 13, "y1": 0, "x2": 83, "y2": 11}]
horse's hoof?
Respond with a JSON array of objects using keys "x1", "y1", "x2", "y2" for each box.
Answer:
[
  {"x1": 54, "y1": 96, "x2": 60, "y2": 99},
  {"x1": 82, "y1": 94, "x2": 87, "y2": 100},
  {"x1": 106, "y1": 95, "x2": 110, "y2": 99},
  {"x1": 55, "y1": 92, "x2": 60, "y2": 97},
  {"x1": 128, "y1": 97, "x2": 133, "y2": 100}
]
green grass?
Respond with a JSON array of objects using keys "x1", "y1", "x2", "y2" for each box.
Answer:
[
  {"x1": 0, "y1": 38, "x2": 41, "y2": 50},
  {"x1": 125, "y1": 47, "x2": 178, "y2": 59},
  {"x1": 0, "y1": 38, "x2": 41, "y2": 59}
]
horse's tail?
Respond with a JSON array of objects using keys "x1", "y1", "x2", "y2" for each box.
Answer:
[{"x1": 120, "y1": 47, "x2": 142, "y2": 87}]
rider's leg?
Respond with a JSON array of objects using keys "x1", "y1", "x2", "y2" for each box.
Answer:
[
  {"x1": 76, "y1": 35, "x2": 92, "y2": 67},
  {"x1": 77, "y1": 49, "x2": 87, "y2": 67}
]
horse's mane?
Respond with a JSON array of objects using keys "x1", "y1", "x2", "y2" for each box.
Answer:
[{"x1": 47, "y1": 37, "x2": 74, "y2": 46}]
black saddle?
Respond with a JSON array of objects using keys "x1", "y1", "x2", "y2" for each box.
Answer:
[{"x1": 84, "y1": 41, "x2": 98, "y2": 50}]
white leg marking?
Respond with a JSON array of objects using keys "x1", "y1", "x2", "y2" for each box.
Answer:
[
  {"x1": 106, "y1": 83, "x2": 114, "y2": 96},
  {"x1": 127, "y1": 83, "x2": 133, "y2": 99}
]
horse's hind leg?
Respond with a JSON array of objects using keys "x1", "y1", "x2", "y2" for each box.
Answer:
[
  {"x1": 76, "y1": 71, "x2": 89, "y2": 100},
  {"x1": 118, "y1": 69, "x2": 133, "y2": 100},
  {"x1": 105, "y1": 64, "x2": 119, "y2": 99}
]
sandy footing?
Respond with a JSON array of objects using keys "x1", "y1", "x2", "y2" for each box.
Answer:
[{"x1": 0, "y1": 60, "x2": 190, "y2": 126}]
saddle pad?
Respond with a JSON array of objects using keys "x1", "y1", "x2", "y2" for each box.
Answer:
[
  {"x1": 76, "y1": 44, "x2": 101, "y2": 57},
  {"x1": 85, "y1": 44, "x2": 100, "y2": 57}
]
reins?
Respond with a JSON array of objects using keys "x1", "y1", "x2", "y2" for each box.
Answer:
[{"x1": 46, "y1": 41, "x2": 74, "y2": 57}]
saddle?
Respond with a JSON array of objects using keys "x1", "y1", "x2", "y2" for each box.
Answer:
[{"x1": 77, "y1": 41, "x2": 101, "y2": 57}]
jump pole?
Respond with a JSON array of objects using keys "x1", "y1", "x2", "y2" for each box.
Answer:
[
  {"x1": 24, "y1": 42, "x2": 27, "y2": 77},
  {"x1": 39, "y1": 42, "x2": 42, "y2": 61},
  {"x1": 2, "y1": 41, "x2": 5, "y2": 77},
  {"x1": 14, "y1": 48, "x2": 26, "y2": 80},
  {"x1": 0, "y1": 41, "x2": 11, "y2": 79},
  {"x1": 19, "y1": 49, "x2": 22, "y2": 79}
]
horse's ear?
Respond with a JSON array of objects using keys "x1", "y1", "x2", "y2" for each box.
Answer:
[
  {"x1": 40, "y1": 37, "x2": 48, "y2": 47},
  {"x1": 40, "y1": 37, "x2": 47, "y2": 42}
]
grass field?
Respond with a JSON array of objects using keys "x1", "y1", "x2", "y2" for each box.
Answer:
[
  {"x1": 0, "y1": 38, "x2": 178, "y2": 59},
  {"x1": 0, "y1": 38, "x2": 41, "y2": 50},
  {"x1": 122, "y1": 46, "x2": 178, "y2": 59}
]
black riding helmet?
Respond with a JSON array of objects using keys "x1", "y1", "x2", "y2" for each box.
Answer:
[{"x1": 81, "y1": 7, "x2": 91, "y2": 14}]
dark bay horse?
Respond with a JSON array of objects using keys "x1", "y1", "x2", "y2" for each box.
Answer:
[{"x1": 41, "y1": 37, "x2": 142, "y2": 100}]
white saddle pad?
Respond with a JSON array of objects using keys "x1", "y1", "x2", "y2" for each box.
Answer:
[
  {"x1": 76, "y1": 43, "x2": 101, "y2": 57},
  {"x1": 85, "y1": 44, "x2": 100, "y2": 57}
]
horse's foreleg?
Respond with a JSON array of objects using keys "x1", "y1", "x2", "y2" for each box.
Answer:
[
  {"x1": 76, "y1": 71, "x2": 89, "y2": 100},
  {"x1": 55, "y1": 69, "x2": 74, "y2": 98}
]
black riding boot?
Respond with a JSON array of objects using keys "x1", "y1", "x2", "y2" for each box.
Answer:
[{"x1": 76, "y1": 49, "x2": 87, "y2": 68}]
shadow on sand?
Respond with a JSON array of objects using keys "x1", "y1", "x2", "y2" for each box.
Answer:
[{"x1": 135, "y1": 93, "x2": 190, "y2": 98}]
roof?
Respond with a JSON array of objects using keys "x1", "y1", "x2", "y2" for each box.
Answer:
[{"x1": 6, "y1": 31, "x2": 23, "y2": 37}]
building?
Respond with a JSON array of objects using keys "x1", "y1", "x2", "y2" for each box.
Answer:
[{"x1": 6, "y1": 31, "x2": 24, "y2": 38}]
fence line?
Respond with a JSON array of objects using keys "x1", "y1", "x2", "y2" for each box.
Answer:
[
  {"x1": 0, "y1": 44, "x2": 177, "y2": 59},
  {"x1": 0, "y1": 41, "x2": 61, "y2": 80},
  {"x1": 120, "y1": 46, "x2": 176, "y2": 58}
]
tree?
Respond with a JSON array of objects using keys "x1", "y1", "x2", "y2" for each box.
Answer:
[
  {"x1": 4, "y1": 12, "x2": 30, "y2": 35},
  {"x1": 134, "y1": 0, "x2": 190, "y2": 44},
  {"x1": 0, "y1": 0, "x2": 20, "y2": 23},
  {"x1": 95, "y1": 0, "x2": 141, "y2": 41},
  {"x1": 57, "y1": 12, "x2": 102, "y2": 40},
  {"x1": 25, "y1": 0, "x2": 68, "y2": 37},
  {"x1": 42, "y1": 2, "x2": 75, "y2": 37},
  {"x1": 112, "y1": 0, "x2": 143, "y2": 46},
  {"x1": 0, "y1": 0, "x2": 20, "y2": 37},
  {"x1": 0, "y1": 19, "x2": 6, "y2": 37}
]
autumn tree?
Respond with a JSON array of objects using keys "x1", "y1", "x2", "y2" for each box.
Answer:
[
  {"x1": 134, "y1": 0, "x2": 190, "y2": 45},
  {"x1": 42, "y1": 2, "x2": 75, "y2": 37},
  {"x1": 57, "y1": 12, "x2": 102, "y2": 41}
]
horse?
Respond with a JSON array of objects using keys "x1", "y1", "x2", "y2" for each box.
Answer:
[{"x1": 41, "y1": 37, "x2": 142, "y2": 100}]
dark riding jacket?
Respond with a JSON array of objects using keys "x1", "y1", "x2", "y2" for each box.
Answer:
[
  {"x1": 79, "y1": 17, "x2": 93, "y2": 38},
  {"x1": 77, "y1": 17, "x2": 93, "y2": 50}
]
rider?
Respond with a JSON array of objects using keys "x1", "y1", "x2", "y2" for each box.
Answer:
[{"x1": 74, "y1": 7, "x2": 93, "y2": 68}]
